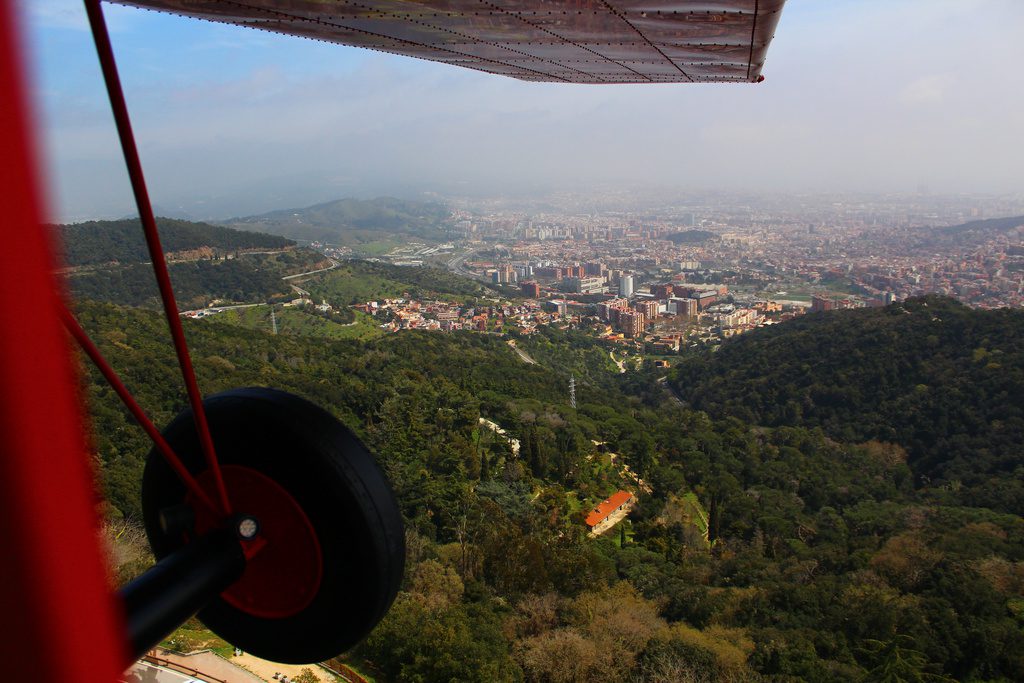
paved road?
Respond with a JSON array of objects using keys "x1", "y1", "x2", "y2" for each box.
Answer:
[
  {"x1": 182, "y1": 257, "x2": 337, "y2": 315},
  {"x1": 182, "y1": 302, "x2": 264, "y2": 316},
  {"x1": 507, "y1": 339, "x2": 537, "y2": 364},
  {"x1": 657, "y1": 375, "x2": 684, "y2": 406},
  {"x1": 447, "y1": 248, "x2": 488, "y2": 282},
  {"x1": 281, "y1": 258, "x2": 339, "y2": 280},
  {"x1": 609, "y1": 352, "x2": 626, "y2": 373}
]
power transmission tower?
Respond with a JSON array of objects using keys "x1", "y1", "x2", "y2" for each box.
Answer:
[
  {"x1": 270, "y1": 305, "x2": 278, "y2": 335},
  {"x1": 569, "y1": 374, "x2": 576, "y2": 410}
]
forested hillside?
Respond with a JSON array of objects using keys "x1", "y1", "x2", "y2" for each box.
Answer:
[
  {"x1": 64, "y1": 250, "x2": 324, "y2": 309},
  {"x1": 76, "y1": 299, "x2": 1024, "y2": 682},
  {"x1": 669, "y1": 295, "x2": 1024, "y2": 516},
  {"x1": 225, "y1": 196, "x2": 451, "y2": 246},
  {"x1": 57, "y1": 217, "x2": 293, "y2": 266},
  {"x1": 666, "y1": 229, "x2": 718, "y2": 245},
  {"x1": 57, "y1": 219, "x2": 324, "y2": 309}
]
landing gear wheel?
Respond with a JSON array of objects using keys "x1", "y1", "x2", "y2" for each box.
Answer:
[{"x1": 141, "y1": 387, "x2": 405, "y2": 664}]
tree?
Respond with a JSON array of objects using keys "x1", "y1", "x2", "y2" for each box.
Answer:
[
  {"x1": 858, "y1": 636, "x2": 953, "y2": 683},
  {"x1": 292, "y1": 668, "x2": 319, "y2": 683}
]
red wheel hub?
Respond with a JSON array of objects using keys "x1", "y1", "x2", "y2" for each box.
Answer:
[{"x1": 188, "y1": 465, "x2": 323, "y2": 619}]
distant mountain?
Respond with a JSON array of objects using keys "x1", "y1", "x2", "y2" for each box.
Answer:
[
  {"x1": 665, "y1": 229, "x2": 718, "y2": 245},
  {"x1": 57, "y1": 218, "x2": 293, "y2": 267},
  {"x1": 670, "y1": 295, "x2": 1024, "y2": 514},
  {"x1": 223, "y1": 197, "x2": 451, "y2": 246},
  {"x1": 900, "y1": 214, "x2": 1024, "y2": 251},
  {"x1": 937, "y1": 214, "x2": 1024, "y2": 236}
]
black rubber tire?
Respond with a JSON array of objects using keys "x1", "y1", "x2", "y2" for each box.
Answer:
[{"x1": 141, "y1": 387, "x2": 404, "y2": 664}]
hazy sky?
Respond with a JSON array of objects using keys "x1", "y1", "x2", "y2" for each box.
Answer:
[{"x1": 19, "y1": 0, "x2": 1024, "y2": 221}]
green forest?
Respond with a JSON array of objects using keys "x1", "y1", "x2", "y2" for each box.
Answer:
[
  {"x1": 77, "y1": 288, "x2": 1024, "y2": 682},
  {"x1": 56, "y1": 217, "x2": 293, "y2": 266},
  {"x1": 670, "y1": 295, "x2": 1024, "y2": 517},
  {"x1": 57, "y1": 219, "x2": 325, "y2": 309},
  {"x1": 63, "y1": 250, "x2": 325, "y2": 309}
]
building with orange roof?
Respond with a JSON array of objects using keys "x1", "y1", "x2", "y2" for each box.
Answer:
[{"x1": 585, "y1": 490, "x2": 634, "y2": 536}]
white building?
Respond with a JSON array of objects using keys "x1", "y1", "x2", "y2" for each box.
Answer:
[{"x1": 619, "y1": 274, "x2": 634, "y2": 298}]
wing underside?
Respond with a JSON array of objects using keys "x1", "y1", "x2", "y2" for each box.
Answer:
[{"x1": 111, "y1": 0, "x2": 785, "y2": 84}]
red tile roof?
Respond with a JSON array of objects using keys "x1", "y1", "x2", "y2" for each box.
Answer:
[{"x1": 585, "y1": 490, "x2": 633, "y2": 528}]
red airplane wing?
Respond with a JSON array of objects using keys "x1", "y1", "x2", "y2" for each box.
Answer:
[{"x1": 112, "y1": 0, "x2": 786, "y2": 83}]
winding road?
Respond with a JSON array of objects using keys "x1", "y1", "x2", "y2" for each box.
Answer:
[{"x1": 507, "y1": 339, "x2": 537, "y2": 364}]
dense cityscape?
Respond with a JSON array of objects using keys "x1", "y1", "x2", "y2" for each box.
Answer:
[
  {"x1": 299, "y1": 193, "x2": 1024, "y2": 353},
  {"x1": 52, "y1": 188, "x2": 1024, "y2": 683}
]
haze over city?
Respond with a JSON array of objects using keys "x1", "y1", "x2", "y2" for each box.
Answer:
[{"x1": 21, "y1": 0, "x2": 1024, "y2": 222}]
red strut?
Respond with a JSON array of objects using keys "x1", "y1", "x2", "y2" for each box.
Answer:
[
  {"x1": 60, "y1": 307, "x2": 221, "y2": 517},
  {"x1": 82, "y1": 0, "x2": 231, "y2": 516}
]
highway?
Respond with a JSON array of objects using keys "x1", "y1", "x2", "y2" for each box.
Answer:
[{"x1": 446, "y1": 248, "x2": 488, "y2": 282}]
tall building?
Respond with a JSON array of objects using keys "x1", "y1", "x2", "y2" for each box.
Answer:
[
  {"x1": 597, "y1": 298, "x2": 629, "y2": 322},
  {"x1": 811, "y1": 295, "x2": 834, "y2": 313},
  {"x1": 521, "y1": 281, "x2": 541, "y2": 298},
  {"x1": 673, "y1": 284, "x2": 696, "y2": 298},
  {"x1": 670, "y1": 297, "x2": 697, "y2": 317},
  {"x1": 695, "y1": 291, "x2": 718, "y2": 310},
  {"x1": 619, "y1": 274, "x2": 634, "y2": 299},
  {"x1": 566, "y1": 276, "x2": 606, "y2": 294},
  {"x1": 492, "y1": 264, "x2": 516, "y2": 284},
  {"x1": 619, "y1": 310, "x2": 645, "y2": 338},
  {"x1": 651, "y1": 283, "x2": 674, "y2": 299},
  {"x1": 634, "y1": 299, "x2": 659, "y2": 320}
]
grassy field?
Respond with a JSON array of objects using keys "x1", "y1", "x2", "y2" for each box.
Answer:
[
  {"x1": 210, "y1": 305, "x2": 385, "y2": 341},
  {"x1": 302, "y1": 260, "x2": 492, "y2": 309},
  {"x1": 771, "y1": 292, "x2": 812, "y2": 302},
  {"x1": 162, "y1": 625, "x2": 233, "y2": 658},
  {"x1": 306, "y1": 268, "x2": 408, "y2": 305}
]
